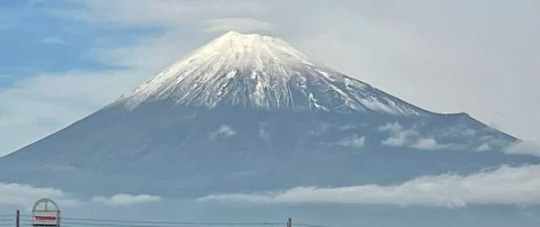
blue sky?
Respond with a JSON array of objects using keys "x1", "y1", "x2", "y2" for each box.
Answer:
[
  {"x1": 0, "y1": 0, "x2": 156, "y2": 87},
  {"x1": 0, "y1": 0, "x2": 539, "y2": 156},
  {"x1": 0, "y1": 1, "x2": 94, "y2": 83}
]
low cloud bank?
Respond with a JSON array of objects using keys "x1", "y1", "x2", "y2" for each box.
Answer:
[
  {"x1": 199, "y1": 164, "x2": 540, "y2": 208},
  {"x1": 504, "y1": 141, "x2": 540, "y2": 157},
  {"x1": 0, "y1": 182, "x2": 78, "y2": 207},
  {"x1": 0, "y1": 182, "x2": 161, "y2": 208}
]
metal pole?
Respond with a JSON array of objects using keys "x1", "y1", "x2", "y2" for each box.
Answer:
[{"x1": 16, "y1": 210, "x2": 20, "y2": 227}]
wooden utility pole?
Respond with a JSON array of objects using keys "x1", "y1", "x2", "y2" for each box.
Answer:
[
  {"x1": 287, "y1": 217, "x2": 292, "y2": 227},
  {"x1": 16, "y1": 210, "x2": 20, "y2": 227}
]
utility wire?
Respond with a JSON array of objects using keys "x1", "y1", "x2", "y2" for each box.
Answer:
[
  {"x1": 295, "y1": 224, "x2": 330, "y2": 227},
  {"x1": 18, "y1": 214, "x2": 329, "y2": 227},
  {"x1": 61, "y1": 221, "x2": 282, "y2": 227},
  {"x1": 61, "y1": 217, "x2": 283, "y2": 226}
]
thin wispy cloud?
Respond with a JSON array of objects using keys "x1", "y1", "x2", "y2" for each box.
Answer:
[{"x1": 42, "y1": 36, "x2": 67, "y2": 45}]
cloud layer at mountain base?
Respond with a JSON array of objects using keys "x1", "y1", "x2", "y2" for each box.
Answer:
[
  {"x1": 0, "y1": 182, "x2": 78, "y2": 207},
  {"x1": 200, "y1": 164, "x2": 540, "y2": 208}
]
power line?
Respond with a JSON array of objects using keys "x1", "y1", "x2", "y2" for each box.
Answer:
[
  {"x1": 295, "y1": 224, "x2": 329, "y2": 227},
  {"x1": 61, "y1": 217, "x2": 283, "y2": 226},
  {"x1": 17, "y1": 214, "x2": 329, "y2": 227},
  {"x1": 61, "y1": 221, "x2": 282, "y2": 227}
]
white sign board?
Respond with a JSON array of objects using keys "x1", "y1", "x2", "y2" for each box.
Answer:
[
  {"x1": 32, "y1": 198, "x2": 61, "y2": 226},
  {"x1": 32, "y1": 211, "x2": 60, "y2": 225}
]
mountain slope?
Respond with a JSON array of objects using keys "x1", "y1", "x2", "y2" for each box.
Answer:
[{"x1": 0, "y1": 32, "x2": 536, "y2": 197}]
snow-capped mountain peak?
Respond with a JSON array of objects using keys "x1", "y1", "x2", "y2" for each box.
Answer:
[{"x1": 114, "y1": 31, "x2": 425, "y2": 115}]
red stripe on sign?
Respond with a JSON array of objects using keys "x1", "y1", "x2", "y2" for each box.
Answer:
[{"x1": 35, "y1": 216, "x2": 57, "y2": 220}]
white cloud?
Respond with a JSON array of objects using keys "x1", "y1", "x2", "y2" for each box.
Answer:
[
  {"x1": 378, "y1": 122, "x2": 403, "y2": 133},
  {"x1": 92, "y1": 194, "x2": 161, "y2": 206},
  {"x1": 381, "y1": 129, "x2": 418, "y2": 147},
  {"x1": 475, "y1": 143, "x2": 491, "y2": 152},
  {"x1": 209, "y1": 125, "x2": 237, "y2": 139},
  {"x1": 1, "y1": 182, "x2": 161, "y2": 208},
  {"x1": 337, "y1": 135, "x2": 366, "y2": 148},
  {"x1": 41, "y1": 36, "x2": 67, "y2": 44},
  {"x1": 199, "y1": 164, "x2": 540, "y2": 208},
  {"x1": 0, "y1": 182, "x2": 78, "y2": 207},
  {"x1": 379, "y1": 122, "x2": 449, "y2": 151},
  {"x1": 411, "y1": 138, "x2": 448, "y2": 150},
  {"x1": 50, "y1": 1, "x2": 266, "y2": 29},
  {"x1": 505, "y1": 141, "x2": 540, "y2": 157},
  {"x1": 203, "y1": 18, "x2": 277, "y2": 34},
  {"x1": 379, "y1": 122, "x2": 417, "y2": 147}
]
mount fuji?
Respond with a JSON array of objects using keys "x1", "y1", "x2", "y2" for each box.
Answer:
[{"x1": 0, "y1": 31, "x2": 537, "y2": 197}]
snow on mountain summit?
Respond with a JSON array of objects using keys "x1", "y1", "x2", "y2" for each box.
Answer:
[{"x1": 114, "y1": 31, "x2": 426, "y2": 115}]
